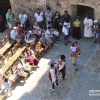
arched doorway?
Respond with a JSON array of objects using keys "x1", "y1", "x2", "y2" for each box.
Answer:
[
  {"x1": 0, "y1": 0, "x2": 11, "y2": 23},
  {"x1": 76, "y1": 5, "x2": 94, "y2": 36},
  {"x1": 76, "y1": 5, "x2": 94, "y2": 20}
]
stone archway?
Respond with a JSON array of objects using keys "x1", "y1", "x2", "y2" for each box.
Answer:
[{"x1": 76, "y1": 5, "x2": 94, "y2": 19}]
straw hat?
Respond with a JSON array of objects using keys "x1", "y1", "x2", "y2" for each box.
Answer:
[{"x1": 13, "y1": 26, "x2": 17, "y2": 30}]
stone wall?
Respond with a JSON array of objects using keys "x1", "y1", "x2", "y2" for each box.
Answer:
[
  {"x1": 9, "y1": 0, "x2": 100, "y2": 24},
  {"x1": 10, "y1": 0, "x2": 46, "y2": 24}
]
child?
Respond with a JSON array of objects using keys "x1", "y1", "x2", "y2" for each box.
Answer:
[
  {"x1": 74, "y1": 41, "x2": 81, "y2": 56},
  {"x1": 48, "y1": 63, "x2": 56, "y2": 90},
  {"x1": 35, "y1": 42, "x2": 43, "y2": 56},
  {"x1": 4, "y1": 77, "x2": 12, "y2": 95},
  {"x1": 70, "y1": 43, "x2": 78, "y2": 59}
]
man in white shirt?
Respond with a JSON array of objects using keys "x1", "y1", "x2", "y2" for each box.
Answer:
[
  {"x1": 10, "y1": 27, "x2": 21, "y2": 41},
  {"x1": 34, "y1": 8, "x2": 43, "y2": 28},
  {"x1": 62, "y1": 22, "x2": 69, "y2": 45},
  {"x1": 19, "y1": 11, "x2": 28, "y2": 29}
]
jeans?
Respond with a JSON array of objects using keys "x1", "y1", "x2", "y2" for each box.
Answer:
[{"x1": 49, "y1": 37, "x2": 55, "y2": 44}]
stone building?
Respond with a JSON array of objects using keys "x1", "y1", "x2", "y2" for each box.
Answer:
[{"x1": 0, "y1": 0, "x2": 100, "y2": 24}]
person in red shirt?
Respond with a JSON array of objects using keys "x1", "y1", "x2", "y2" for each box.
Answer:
[
  {"x1": 70, "y1": 41, "x2": 80, "y2": 71},
  {"x1": 74, "y1": 41, "x2": 81, "y2": 56},
  {"x1": 17, "y1": 23, "x2": 25, "y2": 37},
  {"x1": 58, "y1": 55, "x2": 66, "y2": 80}
]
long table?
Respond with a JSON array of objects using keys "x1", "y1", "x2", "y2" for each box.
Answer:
[
  {"x1": 0, "y1": 41, "x2": 14, "y2": 55},
  {"x1": 1, "y1": 45, "x2": 27, "y2": 74}
]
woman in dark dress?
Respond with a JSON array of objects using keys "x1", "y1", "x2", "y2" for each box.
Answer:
[
  {"x1": 72, "y1": 17, "x2": 81, "y2": 40},
  {"x1": 54, "y1": 11, "x2": 61, "y2": 32},
  {"x1": 0, "y1": 14, "x2": 6, "y2": 33}
]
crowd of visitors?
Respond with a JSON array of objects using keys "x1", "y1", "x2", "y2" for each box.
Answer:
[{"x1": 0, "y1": 6, "x2": 100, "y2": 94}]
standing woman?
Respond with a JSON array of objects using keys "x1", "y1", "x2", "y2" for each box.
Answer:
[
  {"x1": 72, "y1": 17, "x2": 81, "y2": 40},
  {"x1": 84, "y1": 14, "x2": 93, "y2": 40},
  {"x1": 54, "y1": 11, "x2": 61, "y2": 32}
]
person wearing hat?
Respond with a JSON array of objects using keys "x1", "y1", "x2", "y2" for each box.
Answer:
[
  {"x1": 10, "y1": 26, "x2": 19, "y2": 41},
  {"x1": 92, "y1": 19, "x2": 100, "y2": 43},
  {"x1": 84, "y1": 14, "x2": 93, "y2": 40},
  {"x1": 62, "y1": 22, "x2": 69, "y2": 45}
]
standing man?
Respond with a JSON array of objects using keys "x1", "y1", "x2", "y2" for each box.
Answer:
[
  {"x1": 18, "y1": 11, "x2": 28, "y2": 29},
  {"x1": 6, "y1": 9, "x2": 14, "y2": 29},
  {"x1": 45, "y1": 7, "x2": 53, "y2": 26},
  {"x1": 34, "y1": 8, "x2": 43, "y2": 28},
  {"x1": 48, "y1": 63, "x2": 56, "y2": 90},
  {"x1": 62, "y1": 11, "x2": 71, "y2": 31},
  {"x1": 62, "y1": 22, "x2": 69, "y2": 45}
]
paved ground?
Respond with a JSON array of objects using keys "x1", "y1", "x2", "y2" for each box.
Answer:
[
  {"x1": 0, "y1": 29, "x2": 10, "y2": 40},
  {"x1": 0, "y1": 28, "x2": 100, "y2": 100}
]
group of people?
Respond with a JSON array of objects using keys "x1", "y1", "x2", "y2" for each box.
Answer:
[
  {"x1": 0, "y1": 6, "x2": 100, "y2": 94},
  {"x1": 48, "y1": 55, "x2": 66, "y2": 90},
  {"x1": 0, "y1": 47, "x2": 40, "y2": 95}
]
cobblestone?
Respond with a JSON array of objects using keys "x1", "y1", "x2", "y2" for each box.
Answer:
[{"x1": 0, "y1": 28, "x2": 100, "y2": 100}]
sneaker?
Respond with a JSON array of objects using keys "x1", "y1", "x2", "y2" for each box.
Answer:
[
  {"x1": 75, "y1": 67, "x2": 78, "y2": 71},
  {"x1": 50, "y1": 87, "x2": 52, "y2": 90},
  {"x1": 94, "y1": 40, "x2": 97, "y2": 43},
  {"x1": 68, "y1": 41, "x2": 71, "y2": 43},
  {"x1": 52, "y1": 89, "x2": 54, "y2": 90},
  {"x1": 65, "y1": 44, "x2": 67, "y2": 46}
]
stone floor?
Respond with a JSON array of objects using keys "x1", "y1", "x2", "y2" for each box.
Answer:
[
  {"x1": 0, "y1": 29, "x2": 10, "y2": 40},
  {"x1": 0, "y1": 29, "x2": 100, "y2": 100}
]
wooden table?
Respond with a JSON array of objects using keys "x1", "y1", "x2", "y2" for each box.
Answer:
[
  {"x1": 1, "y1": 45, "x2": 27, "y2": 74},
  {"x1": 0, "y1": 41, "x2": 13, "y2": 55}
]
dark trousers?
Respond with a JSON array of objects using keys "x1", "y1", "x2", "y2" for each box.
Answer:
[
  {"x1": 60, "y1": 68, "x2": 66, "y2": 79},
  {"x1": 38, "y1": 21, "x2": 43, "y2": 29},
  {"x1": 51, "y1": 80, "x2": 54, "y2": 89},
  {"x1": 55, "y1": 76, "x2": 58, "y2": 86}
]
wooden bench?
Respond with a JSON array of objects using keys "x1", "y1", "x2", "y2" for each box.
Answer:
[
  {"x1": 1, "y1": 44, "x2": 28, "y2": 74},
  {"x1": 4, "y1": 62, "x2": 20, "y2": 86},
  {"x1": 0, "y1": 35, "x2": 14, "y2": 55}
]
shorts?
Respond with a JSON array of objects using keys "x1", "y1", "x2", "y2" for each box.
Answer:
[
  {"x1": 64, "y1": 35, "x2": 68, "y2": 40},
  {"x1": 71, "y1": 57, "x2": 77, "y2": 64},
  {"x1": 95, "y1": 33, "x2": 100, "y2": 39}
]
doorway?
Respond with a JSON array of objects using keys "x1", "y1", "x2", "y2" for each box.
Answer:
[
  {"x1": 0, "y1": 0, "x2": 11, "y2": 23},
  {"x1": 76, "y1": 5, "x2": 94, "y2": 36},
  {"x1": 76, "y1": 5, "x2": 94, "y2": 20}
]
